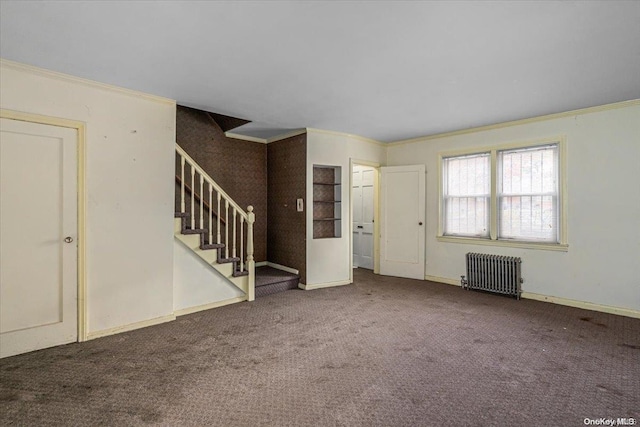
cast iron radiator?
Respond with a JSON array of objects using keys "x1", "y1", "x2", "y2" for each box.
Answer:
[{"x1": 461, "y1": 253, "x2": 522, "y2": 299}]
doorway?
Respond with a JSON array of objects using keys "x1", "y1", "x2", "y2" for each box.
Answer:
[{"x1": 0, "y1": 112, "x2": 86, "y2": 357}]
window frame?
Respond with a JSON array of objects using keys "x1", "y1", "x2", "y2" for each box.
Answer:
[{"x1": 437, "y1": 136, "x2": 568, "y2": 252}]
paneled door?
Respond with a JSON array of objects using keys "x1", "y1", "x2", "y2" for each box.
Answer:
[
  {"x1": 0, "y1": 118, "x2": 78, "y2": 358},
  {"x1": 352, "y1": 165, "x2": 375, "y2": 270},
  {"x1": 380, "y1": 165, "x2": 425, "y2": 280}
]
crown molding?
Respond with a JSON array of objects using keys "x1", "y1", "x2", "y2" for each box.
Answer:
[
  {"x1": 305, "y1": 128, "x2": 385, "y2": 147},
  {"x1": 224, "y1": 128, "x2": 307, "y2": 144},
  {"x1": 388, "y1": 99, "x2": 640, "y2": 147},
  {"x1": 1, "y1": 58, "x2": 176, "y2": 106}
]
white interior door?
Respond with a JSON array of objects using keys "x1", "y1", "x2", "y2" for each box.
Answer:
[
  {"x1": 380, "y1": 165, "x2": 425, "y2": 280},
  {"x1": 352, "y1": 165, "x2": 375, "y2": 270},
  {"x1": 0, "y1": 118, "x2": 78, "y2": 358}
]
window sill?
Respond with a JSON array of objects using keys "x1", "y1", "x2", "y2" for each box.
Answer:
[{"x1": 436, "y1": 236, "x2": 569, "y2": 252}]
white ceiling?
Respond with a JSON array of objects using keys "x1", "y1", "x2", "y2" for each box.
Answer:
[{"x1": 1, "y1": 1, "x2": 639, "y2": 142}]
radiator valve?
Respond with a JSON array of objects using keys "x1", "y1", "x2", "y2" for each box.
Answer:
[{"x1": 460, "y1": 275, "x2": 468, "y2": 289}]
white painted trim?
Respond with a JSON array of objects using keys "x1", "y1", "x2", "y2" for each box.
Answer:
[
  {"x1": 255, "y1": 261, "x2": 268, "y2": 267},
  {"x1": 426, "y1": 276, "x2": 640, "y2": 319},
  {"x1": 224, "y1": 132, "x2": 268, "y2": 144},
  {"x1": 0, "y1": 109, "x2": 88, "y2": 342},
  {"x1": 86, "y1": 314, "x2": 176, "y2": 340},
  {"x1": 435, "y1": 236, "x2": 569, "y2": 252},
  {"x1": 349, "y1": 160, "x2": 381, "y2": 281},
  {"x1": 388, "y1": 99, "x2": 640, "y2": 146},
  {"x1": 174, "y1": 296, "x2": 247, "y2": 317},
  {"x1": 266, "y1": 129, "x2": 307, "y2": 143},
  {"x1": 224, "y1": 128, "x2": 307, "y2": 144},
  {"x1": 266, "y1": 262, "x2": 299, "y2": 275},
  {"x1": 306, "y1": 128, "x2": 385, "y2": 147},
  {"x1": 425, "y1": 275, "x2": 461, "y2": 286},
  {"x1": 0, "y1": 59, "x2": 176, "y2": 106},
  {"x1": 520, "y1": 292, "x2": 640, "y2": 320},
  {"x1": 299, "y1": 279, "x2": 351, "y2": 290},
  {"x1": 437, "y1": 136, "x2": 568, "y2": 249}
]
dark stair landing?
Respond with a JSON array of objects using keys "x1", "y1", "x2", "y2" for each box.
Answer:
[{"x1": 255, "y1": 266, "x2": 300, "y2": 297}]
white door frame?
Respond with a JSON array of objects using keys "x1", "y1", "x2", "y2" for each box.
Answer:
[
  {"x1": 1, "y1": 109, "x2": 88, "y2": 342},
  {"x1": 379, "y1": 164, "x2": 426, "y2": 280},
  {"x1": 349, "y1": 159, "x2": 380, "y2": 283}
]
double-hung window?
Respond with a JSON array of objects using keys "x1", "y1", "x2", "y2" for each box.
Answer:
[
  {"x1": 439, "y1": 138, "x2": 566, "y2": 250},
  {"x1": 498, "y1": 144, "x2": 559, "y2": 242},
  {"x1": 442, "y1": 153, "x2": 490, "y2": 237}
]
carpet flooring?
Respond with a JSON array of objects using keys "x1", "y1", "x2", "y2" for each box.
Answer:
[
  {"x1": 255, "y1": 266, "x2": 300, "y2": 298},
  {"x1": 1, "y1": 269, "x2": 638, "y2": 426}
]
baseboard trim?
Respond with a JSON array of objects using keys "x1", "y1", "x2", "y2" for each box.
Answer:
[
  {"x1": 87, "y1": 314, "x2": 176, "y2": 340},
  {"x1": 425, "y1": 275, "x2": 640, "y2": 319},
  {"x1": 255, "y1": 261, "x2": 268, "y2": 267},
  {"x1": 300, "y1": 279, "x2": 351, "y2": 290},
  {"x1": 520, "y1": 292, "x2": 640, "y2": 319},
  {"x1": 174, "y1": 296, "x2": 247, "y2": 317},
  {"x1": 266, "y1": 262, "x2": 299, "y2": 275},
  {"x1": 425, "y1": 275, "x2": 461, "y2": 286}
]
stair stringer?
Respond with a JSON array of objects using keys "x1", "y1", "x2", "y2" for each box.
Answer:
[{"x1": 174, "y1": 218, "x2": 249, "y2": 295}]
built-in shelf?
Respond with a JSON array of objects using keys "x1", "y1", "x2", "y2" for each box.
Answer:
[{"x1": 313, "y1": 165, "x2": 341, "y2": 239}]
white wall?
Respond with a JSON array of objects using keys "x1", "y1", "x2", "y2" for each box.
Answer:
[
  {"x1": 306, "y1": 130, "x2": 386, "y2": 286},
  {"x1": 1, "y1": 61, "x2": 176, "y2": 335},
  {"x1": 173, "y1": 240, "x2": 244, "y2": 312},
  {"x1": 387, "y1": 103, "x2": 640, "y2": 312}
]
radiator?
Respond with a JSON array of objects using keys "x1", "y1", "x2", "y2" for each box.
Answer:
[{"x1": 461, "y1": 253, "x2": 522, "y2": 299}]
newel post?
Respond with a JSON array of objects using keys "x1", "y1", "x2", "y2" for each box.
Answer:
[{"x1": 246, "y1": 205, "x2": 255, "y2": 301}]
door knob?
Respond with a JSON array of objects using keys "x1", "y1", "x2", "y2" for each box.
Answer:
[
  {"x1": 64, "y1": 236, "x2": 74, "y2": 243},
  {"x1": 418, "y1": 222, "x2": 423, "y2": 226}
]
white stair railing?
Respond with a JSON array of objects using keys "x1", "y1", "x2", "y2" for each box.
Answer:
[{"x1": 175, "y1": 143, "x2": 255, "y2": 301}]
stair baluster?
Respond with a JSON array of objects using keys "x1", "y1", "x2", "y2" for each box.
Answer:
[
  {"x1": 240, "y1": 216, "x2": 245, "y2": 272},
  {"x1": 208, "y1": 183, "x2": 213, "y2": 245},
  {"x1": 180, "y1": 157, "x2": 185, "y2": 213},
  {"x1": 225, "y1": 200, "x2": 229, "y2": 259},
  {"x1": 175, "y1": 143, "x2": 255, "y2": 302},
  {"x1": 199, "y1": 174, "x2": 204, "y2": 229},
  {"x1": 217, "y1": 192, "x2": 221, "y2": 245},
  {"x1": 233, "y1": 208, "x2": 237, "y2": 259},
  {"x1": 190, "y1": 165, "x2": 195, "y2": 229}
]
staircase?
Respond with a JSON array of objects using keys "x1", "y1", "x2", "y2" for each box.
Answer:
[
  {"x1": 175, "y1": 144, "x2": 255, "y2": 301},
  {"x1": 255, "y1": 266, "x2": 300, "y2": 297}
]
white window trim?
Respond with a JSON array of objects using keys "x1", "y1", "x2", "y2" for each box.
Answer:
[{"x1": 437, "y1": 136, "x2": 568, "y2": 252}]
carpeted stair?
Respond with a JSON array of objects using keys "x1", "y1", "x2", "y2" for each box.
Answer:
[{"x1": 255, "y1": 266, "x2": 300, "y2": 297}]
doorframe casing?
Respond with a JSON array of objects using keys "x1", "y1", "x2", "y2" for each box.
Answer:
[
  {"x1": 349, "y1": 159, "x2": 381, "y2": 283},
  {"x1": 1, "y1": 109, "x2": 87, "y2": 342}
]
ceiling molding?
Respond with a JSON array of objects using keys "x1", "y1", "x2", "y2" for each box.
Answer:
[
  {"x1": 0, "y1": 58, "x2": 176, "y2": 106},
  {"x1": 306, "y1": 128, "x2": 385, "y2": 147},
  {"x1": 265, "y1": 128, "x2": 307, "y2": 143},
  {"x1": 223, "y1": 128, "x2": 307, "y2": 144},
  {"x1": 223, "y1": 132, "x2": 268, "y2": 144},
  {"x1": 388, "y1": 99, "x2": 640, "y2": 147}
]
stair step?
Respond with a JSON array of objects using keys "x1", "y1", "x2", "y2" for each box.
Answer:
[
  {"x1": 232, "y1": 270, "x2": 249, "y2": 277},
  {"x1": 182, "y1": 228, "x2": 208, "y2": 235},
  {"x1": 255, "y1": 266, "x2": 299, "y2": 297},
  {"x1": 201, "y1": 243, "x2": 225, "y2": 250},
  {"x1": 218, "y1": 257, "x2": 240, "y2": 264}
]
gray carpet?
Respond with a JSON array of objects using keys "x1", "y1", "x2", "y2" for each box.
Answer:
[
  {"x1": 255, "y1": 266, "x2": 300, "y2": 298},
  {"x1": 1, "y1": 269, "x2": 639, "y2": 426}
]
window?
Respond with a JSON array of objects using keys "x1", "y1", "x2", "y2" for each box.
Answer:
[
  {"x1": 439, "y1": 139, "x2": 566, "y2": 250},
  {"x1": 442, "y1": 153, "x2": 490, "y2": 237},
  {"x1": 498, "y1": 145, "x2": 558, "y2": 242}
]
